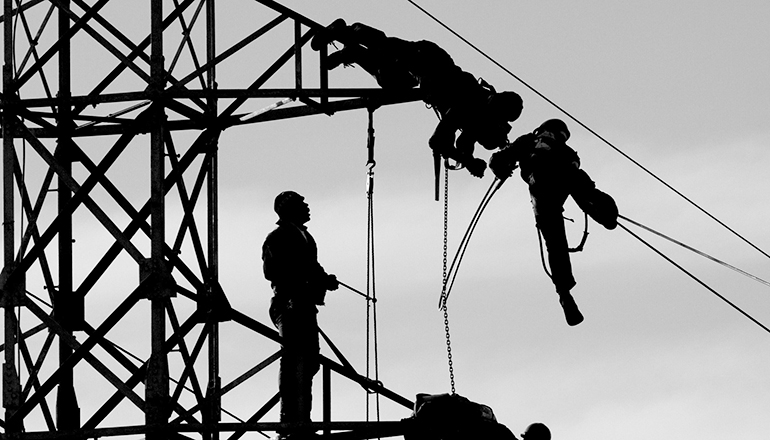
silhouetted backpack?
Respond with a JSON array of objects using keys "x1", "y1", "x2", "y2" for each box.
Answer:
[{"x1": 404, "y1": 393, "x2": 517, "y2": 440}]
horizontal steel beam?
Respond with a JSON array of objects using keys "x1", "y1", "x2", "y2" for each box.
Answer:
[
  {"x1": 11, "y1": 88, "x2": 423, "y2": 108},
  {"x1": 4, "y1": 90, "x2": 423, "y2": 138},
  {"x1": 16, "y1": 420, "x2": 411, "y2": 440}
]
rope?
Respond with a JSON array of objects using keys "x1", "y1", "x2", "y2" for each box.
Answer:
[
  {"x1": 618, "y1": 215, "x2": 770, "y2": 289},
  {"x1": 404, "y1": 0, "x2": 770, "y2": 263},
  {"x1": 439, "y1": 177, "x2": 505, "y2": 309},
  {"x1": 617, "y1": 221, "x2": 770, "y2": 335},
  {"x1": 339, "y1": 281, "x2": 376, "y2": 302},
  {"x1": 364, "y1": 108, "x2": 381, "y2": 422},
  {"x1": 568, "y1": 212, "x2": 590, "y2": 253},
  {"x1": 435, "y1": 172, "x2": 507, "y2": 395},
  {"x1": 536, "y1": 227, "x2": 552, "y2": 280}
]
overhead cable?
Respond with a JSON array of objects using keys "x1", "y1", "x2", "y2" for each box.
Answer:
[{"x1": 404, "y1": 0, "x2": 770, "y2": 262}]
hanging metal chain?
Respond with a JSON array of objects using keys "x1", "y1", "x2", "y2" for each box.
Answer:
[
  {"x1": 440, "y1": 165, "x2": 456, "y2": 395},
  {"x1": 442, "y1": 306, "x2": 455, "y2": 395},
  {"x1": 442, "y1": 166, "x2": 449, "y2": 300}
]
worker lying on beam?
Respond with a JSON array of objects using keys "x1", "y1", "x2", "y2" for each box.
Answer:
[
  {"x1": 403, "y1": 393, "x2": 551, "y2": 440},
  {"x1": 312, "y1": 19, "x2": 523, "y2": 180},
  {"x1": 490, "y1": 119, "x2": 618, "y2": 326}
]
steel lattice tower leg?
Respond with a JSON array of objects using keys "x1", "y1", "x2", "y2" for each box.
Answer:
[
  {"x1": 0, "y1": 1, "x2": 418, "y2": 438},
  {"x1": 3, "y1": 0, "x2": 22, "y2": 434}
]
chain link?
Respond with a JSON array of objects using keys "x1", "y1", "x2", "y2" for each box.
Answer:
[
  {"x1": 442, "y1": 166, "x2": 449, "y2": 298},
  {"x1": 441, "y1": 165, "x2": 456, "y2": 394},
  {"x1": 443, "y1": 305, "x2": 455, "y2": 394}
]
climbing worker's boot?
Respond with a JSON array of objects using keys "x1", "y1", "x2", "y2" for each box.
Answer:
[
  {"x1": 325, "y1": 47, "x2": 357, "y2": 70},
  {"x1": 558, "y1": 290, "x2": 584, "y2": 326},
  {"x1": 311, "y1": 18, "x2": 347, "y2": 51}
]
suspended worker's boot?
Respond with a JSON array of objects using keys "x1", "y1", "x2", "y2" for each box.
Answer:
[
  {"x1": 311, "y1": 18, "x2": 347, "y2": 51},
  {"x1": 557, "y1": 290, "x2": 584, "y2": 326}
]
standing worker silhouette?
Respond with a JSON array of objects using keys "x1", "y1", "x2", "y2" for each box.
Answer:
[
  {"x1": 262, "y1": 191, "x2": 339, "y2": 438},
  {"x1": 490, "y1": 119, "x2": 618, "y2": 326}
]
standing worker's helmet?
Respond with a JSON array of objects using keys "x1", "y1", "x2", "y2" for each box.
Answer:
[
  {"x1": 274, "y1": 191, "x2": 303, "y2": 216},
  {"x1": 535, "y1": 119, "x2": 570, "y2": 143}
]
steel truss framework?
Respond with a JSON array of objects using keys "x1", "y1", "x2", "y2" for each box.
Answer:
[{"x1": 0, "y1": 1, "x2": 421, "y2": 439}]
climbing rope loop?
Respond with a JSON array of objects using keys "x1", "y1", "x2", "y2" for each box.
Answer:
[
  {"x1": 439, "y1": 177, "x2": 506, "y2": 309},
  {"x1": 438, "y1": 172, "x2": 507, "y2": 394}
]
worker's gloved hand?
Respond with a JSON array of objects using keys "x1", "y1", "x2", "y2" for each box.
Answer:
[
  {"x1": 464, "y1": 157, "x2": 487, "y2": 178},
  {"x1": 489, "y1": 151, "x2": 514, "y2": 180},
  {"x1": 326, "y1": 274, "x2": 339, "y2": 291}
]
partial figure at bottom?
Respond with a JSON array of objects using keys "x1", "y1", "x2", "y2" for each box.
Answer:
[{"x1": 403, "y1": 393, "x2": 551, "y2": 440}]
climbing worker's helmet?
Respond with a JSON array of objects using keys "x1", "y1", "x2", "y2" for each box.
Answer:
[
  {"x1": 535, "y1": 119, "x2": 570, "y2": 143},
  {"x1": 521, "y1": 422, "x2": 551, "y2": 440},
  {"x1": 491, "y1": 91, "x2": 523, "y2": 122}
]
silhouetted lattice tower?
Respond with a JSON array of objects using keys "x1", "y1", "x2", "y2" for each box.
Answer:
[{"x1": 1, "y1": 1, "x2": 418, "y2": 438}]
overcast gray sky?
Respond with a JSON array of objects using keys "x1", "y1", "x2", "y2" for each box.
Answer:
[
  {"x1": 213, "y1": 1, "x2": 770, "y2": 439},
  {"x1": 7, "y1": 1, "x2": 770, "y2": 439}
]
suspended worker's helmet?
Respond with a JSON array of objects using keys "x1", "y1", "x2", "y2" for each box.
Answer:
[
  {"x1": 274, "y1": 190, "x2": 304, "y2": 216},
  {"x1": 535, "y1": 119, "x2": 570, "y2": 143},
  {"x1": 521, "y1": 422, "x2": 551, "y2": 440}
]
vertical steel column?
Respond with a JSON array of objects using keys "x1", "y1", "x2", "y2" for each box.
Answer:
[
  {"x1": 2, "y1": 0, "x2": 22, "y2": 434},
  {"x1": 55, "y1": 0, "x2": 81, "y2": 431},
  {"x1": 1, "y1": 0, "x2": 12, "y2": 269},
  {"x1": 204, "y1": 1, "x2": 221, "y2": 439},
  {"x1": 294, "y1": 20, "x2": 301, "y2": 91},
  {"x1": 146, "y1": 0, "x2": 170, "y2": 437},
  {"x1": 319, "y1": 43, "x2": 328, "y2": 107}
]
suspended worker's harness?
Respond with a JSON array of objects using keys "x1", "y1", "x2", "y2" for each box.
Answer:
[{"x1": 535, "y1": 208, "x2": 590, "y2": 282}]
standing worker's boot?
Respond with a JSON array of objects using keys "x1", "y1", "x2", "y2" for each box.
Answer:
[{"x1": 557, "y1": 290, "x2": 584, "y2": 326}]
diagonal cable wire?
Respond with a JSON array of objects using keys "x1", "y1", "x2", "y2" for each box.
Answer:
[
  {"x1": 404, "y1": 0, "x2": 770, "y2": 262},
  {"x1": 617, "y1": 221, "x2": 770, "y2": 335},
  {"x1": 619, "y1": 214, "x2": 770, "y2": 289}
]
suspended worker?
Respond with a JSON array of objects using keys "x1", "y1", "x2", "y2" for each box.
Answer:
[
  {"x1": 311, "y1": 19, "x2": 523, "y2": 179},
  {"x1": 489, "y1": 119, "x2": 618, "y2": 326},
  {"x1": 262, "y1": 191, "x2": 339, "y2": 438},
  {"x1": 403, "y1": 393, "x2": 551, "y2": 440}
]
